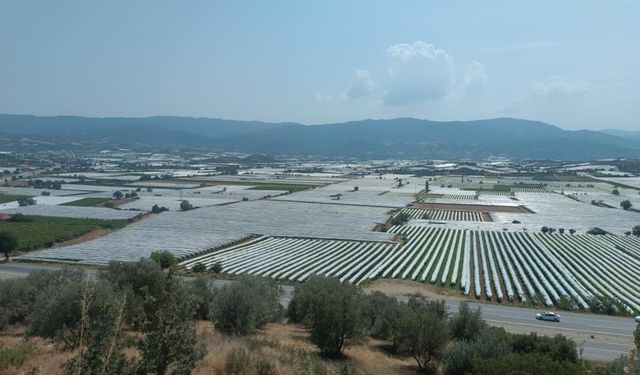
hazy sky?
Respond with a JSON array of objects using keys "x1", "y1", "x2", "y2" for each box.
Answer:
[{"x1": 1, "y1": 1, "x2": 638, "y2": 130}]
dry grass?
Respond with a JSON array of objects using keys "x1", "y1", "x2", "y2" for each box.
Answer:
[
  {"x1": 2, "y1": 322, "x2": 420, "y2": 375},
  {"x1": 363, "y1": 279, "x2": 469, "y2": 302},
  {"x1": 0, "y1": 326, "x2": 74, "y2": 375}
]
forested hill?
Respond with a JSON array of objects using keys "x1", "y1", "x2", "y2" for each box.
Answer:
[{"x1": 1, "y1": 114, "x2": 639, "y2": 160}]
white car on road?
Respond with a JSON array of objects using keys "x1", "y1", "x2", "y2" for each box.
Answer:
[
  {"x1": 635, "y1": 315, "x2": 640, "y2": 323},
  {"x1": 536, "y1": 311, "x2": 560, "y2": 322}
]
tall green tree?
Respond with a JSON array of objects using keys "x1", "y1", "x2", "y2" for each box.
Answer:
[
  {"x1": 210, "y1": 276, "x2": 281, "y2": 336},
  {"x1": 449, "y1": 302, "x2": 485, "y2": 342},
  {"x1": 136, "y1": 274, "x2": 206, "y2": 375},
  {"x1": 288, "y1": 276, "x2": 368, "y2": 356},
  {"x1": 394, "y1": 298, "x2": 450, "y2": 373},
  {"x1": 0, "y1": 231, "x2": 18, "y2": 262}
]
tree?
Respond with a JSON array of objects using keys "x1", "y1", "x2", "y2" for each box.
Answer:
[
  {"x1": 180, "y1": 200, "x2": 194, "y2": 211},
  {"x1": 449, "y1": 302, "x2": 485, "y2": 342},
  {"x1": 394, "y1": 298, "x2": 450, "y2": 372},
  {"x1": 586, "y1": 227, "x2": 607, "y2": 236},
  {"x1": 558, "y1": 228, "x2": 565, "y2": 234},
  {"x1": 288, "y1": 276, "x2": 368, "y2": 356},
  {"x1": 473, "y1": 353, "x2": 583, "y2": 375},
  {"x1": 185, "y1": 277, "x2": 216, "y2": 321},
  {"x1": 191, "y1": 262, "x2": 206, "y2": 273},
  {"x1": 569, "y1": 229, "x2": 576, "y2": 235},
  {"x1": 18, "y1": 197, "x2": 35, "y2": 206},
  {"x1": 209, "y1": 262, "x2": 223, "y2": 273},
  {"x1": 0, "y1": 231, "x2": 18, "y2": 262},
  {"x1": 151, "y1": 204, "x2": 168, "y2": 214},
  {"x1": 150, "y1": 250, "x2": 178, "y2": 269},
  {"x1": 62, "y1": 283, "x2": 131, "y2": 375},
  {"x1": 136, "y1": 275, "x2": 207, "y2": 375},
  {"x1": 510, "y1": 333, "x2": 577, "y2": 363},
  {"x1": 612, "y1": 188, "x2": 620, "y2": 195},
  {"x1": 365, "y1": 291, "x2": 401, "y2": 340},
  {"x1": 211, "y1": 276, "x2": 281, "y2": 336},
  {"x1": 633, "y1": 225, "x2": 640, "y2": 237},
  {"x1": 541, "y1": 226, "x2": 549, "y2": 234},
  {"x1": 621, "y1": 200, "x2": 633, "y2": 210},
  {"x1": 112, "y1": 191, "x2": 123, "y2": 200}
]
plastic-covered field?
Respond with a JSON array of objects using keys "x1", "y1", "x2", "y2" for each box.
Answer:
[
  {"x1": 0, "y1": 204, "x2": 141, "y2": 220},
  {"x1": 182, "y1": 236, "x2": 399, "y2": 284},
  {"x1": 17, "y1": 200, "x2": 394, "y2": 264}
]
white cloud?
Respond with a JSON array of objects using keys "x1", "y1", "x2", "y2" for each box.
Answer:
[
  {"x1": 383, "y1": 41, "x2": 455, "y2": 105},
  {"x1": 313, "y1": 91, "x2": 334, "y2": 103},
  {"x1": 346, "y1": 69, "x2": 376, "y2": 99},
  {"x1": 460, "y1": 61, "x2": 488, "y2": 93},
  {"x1": 532, "y1": 77, "x2": 591, "y2": 97}
]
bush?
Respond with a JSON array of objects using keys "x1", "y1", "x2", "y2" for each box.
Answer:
[
  {"x1": 191, "y1": 262, "x2": 207, "y2": 273},
  {"x1": 473, "y1": 353, "x2": 583, "y2": 375},
  {"x1": 209, "y1": 262, "x2": 223, "y2": 273},
  {"x1": 0, "y1": 269, "x2": 84, "y2": 330},
  {"x1": 364, "y1": 291, "x2": 400, "y2": 340},
  {"x1": 98, "y1": 259, "x2": 168, "y2": 327},
  {"x1": 393, "y1": 298, "x2": 450, "y2": 372},
  {"x1": 288, "y1": 276, "x2": 368, "y2": 355},
  {"x1": 185, "y1": 277, "x2": 216, "y2": 320},
  {"x1": 149, "y1": 250, "x2": 178, "y2": 269},
  {"x1": 444, "y1": 341, "x2": 475, "y2": 375},
  {"x1": 510, "y1": 333, "x2": 578, "y2": 363},
  {"x1": 180, "y1": 200, "x2": 194, "y2": 211},
  {"x1": 586, "y1": 227, "x2": 608, "y2": 236},
  {"x1": 211, "y1": 276, "x2": 281, "y2": 336},
  {"x1": 449, "y1": 302, "x2": 485, "y2": 342}
]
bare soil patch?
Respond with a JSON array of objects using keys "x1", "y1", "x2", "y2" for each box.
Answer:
[
  {"x1": 51, "y1": 227, "x2": 117, "y2": 247},
  {"x1": 363, "y1": 278, "x2": 470, "y2": 302}
]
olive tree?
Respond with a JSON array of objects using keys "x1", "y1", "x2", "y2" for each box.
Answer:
[
  {"x1": 0, "y1": 231, "x2": 18, "y2": 262},
  {"x1": 288, "y1": 276, "x2": 368, "y2": 356}
]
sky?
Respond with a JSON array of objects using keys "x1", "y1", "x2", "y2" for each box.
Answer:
[{"x1": 0, "y1": 1, "x2": 638, "y2": 130}]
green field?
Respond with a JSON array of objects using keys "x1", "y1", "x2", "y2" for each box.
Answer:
[
  {"x1": 0, "y1": 215, "x2": 128, "y2": 251},
  {"x1": 0, "y1": 194, "x2": 32, "y2": 204},
  {"x1": 62, "y1": 197, "x2": 111, "y2": 207}
]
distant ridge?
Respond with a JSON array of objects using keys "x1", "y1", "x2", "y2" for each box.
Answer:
[{"x1": 1, "y1": 114, "x2": 639, "y2": 160}]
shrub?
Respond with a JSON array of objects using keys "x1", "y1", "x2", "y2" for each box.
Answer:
[
  {"x1": 180, "y1": 200, "x2": 194, "y2": 211},
  {"x1": 449, "y1": 302, "x2": 485, "y2": 342},
  {"x1": 393, "y1": 298, "x2": 450, "y2": 372},
  {"x1": 288, "y1": 276, "x2": 368, "y2": 355},
  {"x1": 209, "y1": 262, "x2": 223, "y2": 273},
  {"x1": 473, "y1": 353, "x2": 583, "y2": 375},
  {"x1": 586, "y1": 227, "x2": 608, "y2": 236},
  {"x1": 211, "y1": 276, "x2": 281, "y2": 336},
  {"x1": 510, "y1": 333, "x2": 578, "y2": 363},
  {"x1": 149, "y1": 250, "x2": 178, "y2": 269},
  {"x1": 185, "y1": 277, "x2": 216, "y2": 320},
  {"x1": 364, "y1": 291, "x2": 400, "y2": 340},
  {"x1": 191, "y1": 262, "x2": 207, "y2": 273}
]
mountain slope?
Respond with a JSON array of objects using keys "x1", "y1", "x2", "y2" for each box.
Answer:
[{"x1": 1, "y1": 114, "x2": 639, "y2": 160}]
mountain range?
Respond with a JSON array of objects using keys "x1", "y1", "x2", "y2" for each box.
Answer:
[{"x1": 1, "y1": 114, "x2": 639, "y2": 161}]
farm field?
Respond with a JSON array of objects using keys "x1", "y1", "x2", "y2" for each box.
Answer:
[
  {"x1": 0, "y1": 215, "x2": 128, "y2": 251},
  {"x1": 0, "y1": 205, "x2": 142, "y2": 220},
  {"x1": 398, "y1": 207, "x2": 485, "y2": 222},
  {"x1": 16, "y1": 200, "x2": 395, "y2": 264},
  {"x1": 182, "y1": 236, "x2": 400, "y2": 284}
]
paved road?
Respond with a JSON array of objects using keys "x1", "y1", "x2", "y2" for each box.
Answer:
[{"x1": 0, "y1": 262, "x2": 635, "y2": 361}]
